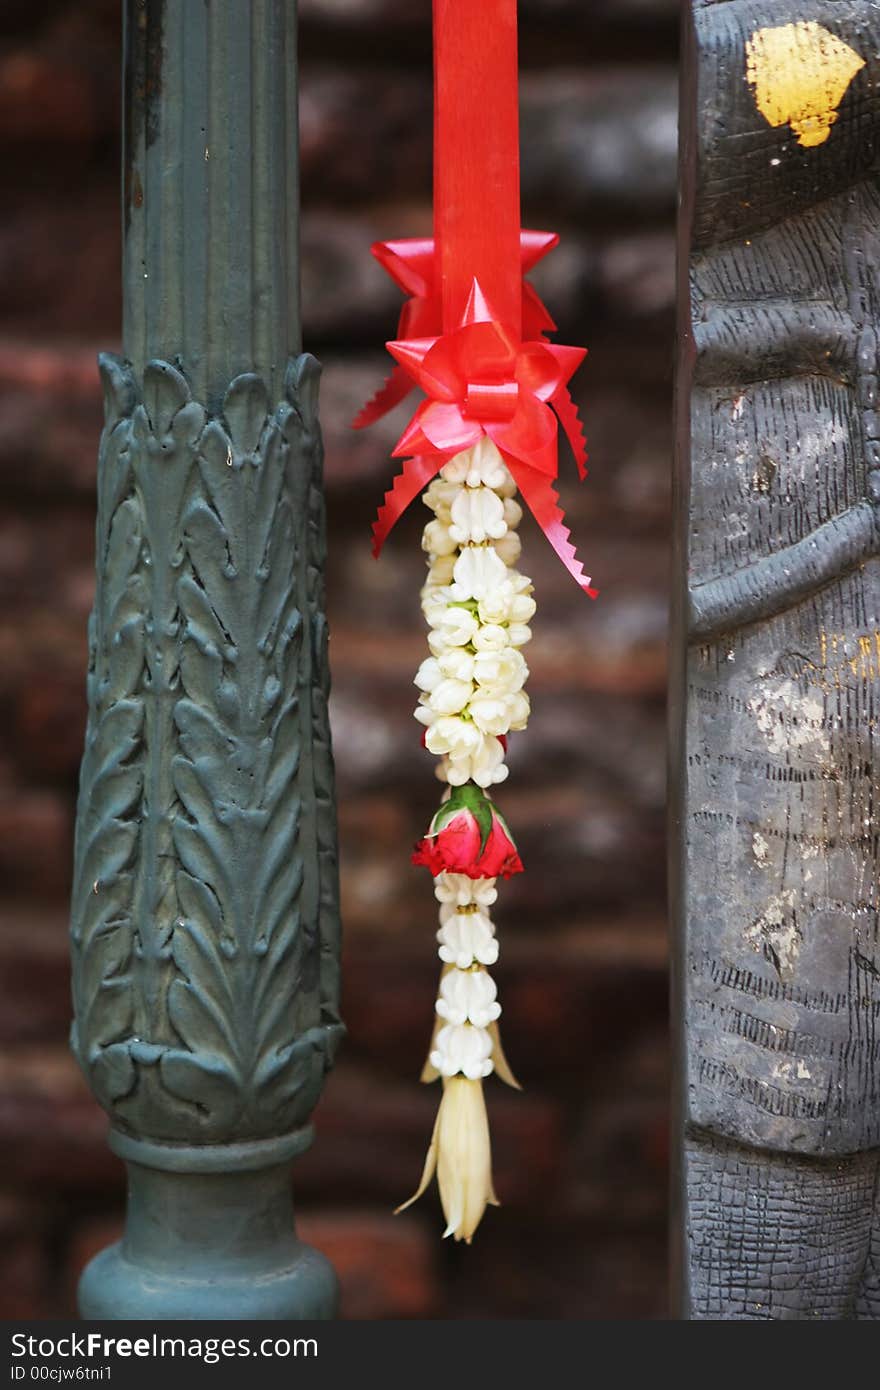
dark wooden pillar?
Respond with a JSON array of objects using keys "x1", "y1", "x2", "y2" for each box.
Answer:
[{"x1": 673, "y1": 1, "x2": 880, "y2": 1319}]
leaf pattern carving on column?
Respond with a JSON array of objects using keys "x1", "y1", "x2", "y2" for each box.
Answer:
[
  {"x1": 70, "y1": 356, "x2": 341, "y2": 1144},
  {"x1": 70, "y1": 355, "x2": 144, "y2": 1110}
]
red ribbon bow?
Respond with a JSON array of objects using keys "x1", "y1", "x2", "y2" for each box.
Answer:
[
  {"x1": 372, "y1": 279, "x2": 596, "y2": 596},
  {"x1": 353, "y1": 232, "x2": 587, "y2": 483}
]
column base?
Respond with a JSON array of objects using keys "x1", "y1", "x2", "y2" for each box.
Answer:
[
  {"x1": 78, "y1": 1239, "x2": 337, "y2": 1322},
  {"x1": 78, "y1": 1129, "x2": 337, "y2": 1321}
]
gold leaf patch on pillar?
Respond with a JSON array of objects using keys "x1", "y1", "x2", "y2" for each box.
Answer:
[{"x1": 746, "y1": 22, "x2": 864, "y2": 148}]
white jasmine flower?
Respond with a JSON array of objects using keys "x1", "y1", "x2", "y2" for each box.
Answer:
[
  {"x1": 451, "y1": 545, "x2": 509, "y2": 601},
  {"x1": 421, "y1": 591, "x2": 450, "y2": 627},
  {"x1": 472, "y1": 623, "x2": 509, "y2": 654},
  {"x1": 437, "y1": 910, "x2": 499, "y2": 968},
  {"x1": 428, "y1": 678, "x2": 474, "y2": 716},
  {"x1": 468, "y1": 695, "x2": 512, "y2": 737},
  {"x1": 507, "y1": 623, "x2": 532, "y2": 647},
  {"x1": 509, "y1": 592, "x2": 536, "y2": 623},
  {"x1": 473, "y1": 647, "x2": 527, "y2": 695},
  {"x1": 444, "y1": 759, "x2": 471, "y2": 786},
  {"x1": 413, "y1": 702, "x2": 435, "y2": 728},
  {"x1": 430, "y1": 1022, "x2": 494, "y2": 1080},
  {"x1": 472, "y1": 442, "x2": 514, "y2": 491},
  {"x1": 427, "y1": 628, "x2": 450, "y2": 658},
  {"x1": 465, "y1": 733, "x2": 508, "y2": 788},
  {"x1": 422, "y1": 518, "x2": 458, "y2": 557},
  {"x1": 425, "y1": 715, "x2": 482, "y2": 759},
  {"x1": 441, "y1": 437, "x2": 510, "y2": 490},
  {"x1": 436, "y1": 969, "x2": 501, "y2": 1029},
  {"x1": 437, "y1": 648, "x2": 475, "y2": 682},
  {"x1": 439, "y1": 452, "x2": 473, "y2": 485},
  {"x1": 477, "y1": 582, "x2": 514, "y2": 625},
  {"x1": 396, "y1": 1076, "x2": 499, "y2": 1243},
  {"x1": 414, "y1": 657, "x2": 442, "y2": 693},
  {"x1": 425, "y1": 554, "x2": 457, "y2": 587},
  {"x1": 502, "y1": 496, "x2": 523, "y2": 529},
  {"x1": 423, "y1": 478, "x2": 460, "y2": 517},
  {"x1": 449, "y1": 487, "x2": 508, "y2": 545},
  {"x1": 434, "y1": 874, "x2": 497, "y2": 909},
  {"x1": 431, "y1": 605, "x2": 479, "y2": 647},
  {"x1": 494, "y1": 466, "x2": 518, "y2": 498},
  {"x1": 446, "y1": 737, "x2": 507, "y2": 789},
  {"x1": 493, "y1": 530, "x2": 522, "y2": 567},
  {"x1": 507, "y1": 690, "x2": 531, "y2": 731}
]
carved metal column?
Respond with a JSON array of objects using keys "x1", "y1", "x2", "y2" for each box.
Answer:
[
  {"x1": 71, "y1": 0, "x2": 343, "y2": 1319},
  {"x1": 673, "y1": 2, "x2": 880, "y2": 1319}
]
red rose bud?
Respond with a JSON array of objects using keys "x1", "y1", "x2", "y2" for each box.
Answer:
[{"x1": 412, "y1": 783, "x2": 523, "y2": 880}]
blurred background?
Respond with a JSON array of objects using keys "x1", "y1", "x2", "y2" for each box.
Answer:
[{"x1": 0, "y1": 0, "x2": 675, "y2": 1319}]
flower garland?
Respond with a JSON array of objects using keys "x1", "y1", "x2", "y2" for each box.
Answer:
[
  {"x1": 396, "y1": 437, "x2": 531, "y2": 1241},
  {"x1": 356, "y1": 0, "x2": 594, "y2": 1245}
]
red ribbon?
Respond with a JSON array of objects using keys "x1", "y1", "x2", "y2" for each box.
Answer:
[
  {"x1": 373, "y1": 281, "x2": 596, "y2": 596},
  {"x1": 352, "y1": 232, "x2": 588, "y2": 485},
  {"x1": 355, "y1": 0, "x2": 595, "y2": 596}
]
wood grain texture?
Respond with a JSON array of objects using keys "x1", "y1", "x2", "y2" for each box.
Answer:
[{"x1": 675, "y1": 0, "x2": 880, "y2": 1317}]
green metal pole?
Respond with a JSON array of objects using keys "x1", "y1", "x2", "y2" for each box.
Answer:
[{"x1": 71, "y1": 0, "x2": 343, "y2": 1319}]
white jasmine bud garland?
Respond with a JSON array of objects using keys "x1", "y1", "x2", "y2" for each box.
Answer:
[{"x1": 400, "y1": 440, "x2": 534, "y2": 1241}]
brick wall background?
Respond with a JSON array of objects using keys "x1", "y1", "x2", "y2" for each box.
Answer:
[{"x1": 0, "y1": 0, "x2": 675, "y2": 1319}]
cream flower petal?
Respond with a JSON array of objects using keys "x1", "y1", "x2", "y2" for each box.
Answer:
[
  {"x1": 436, "y1": 1077, "x2": 498, "y2": 1242},
  {"x1": 488, "y1": 1019, "x2": 522, "y2": 1091},
  {"x1": 394, "y1": 1103, "x2": 441, "y2": 1215}
]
